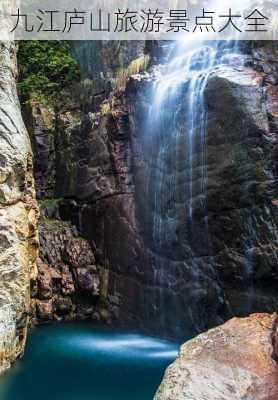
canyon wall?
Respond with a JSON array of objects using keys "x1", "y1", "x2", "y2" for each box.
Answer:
[
  {"x1": 25, "y1": 42, "x2": 146, "y2": 326},
  {"x1": 24, "y1": 41, "x2": 278, "y2": 339},
  {"x1": 0, "y1": 42, "x2": 38, "y2": 373},
  {"x1": 0, "y1": 37, "x2": 275, "y2": 376},
  {"x1": 126, "y1": 42, "x2": 278, "y2": 337}
]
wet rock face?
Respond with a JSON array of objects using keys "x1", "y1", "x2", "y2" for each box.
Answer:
[
  {"x1": 71, "y1": 41, "x2": 145, "y2": 109},
  {"x1": 55, "y1": 100, "x2": 148, "y2": 330},
  {"x1": 55, "y1": 106, "x2": 134, "y2": 201},
  {"x1": 24, "y1": 61, "x2": 147, "y2": 328},
  {"x1": 0, "y1": 42, "x2": 39, "y2": 373},
  {"x1": 126, "y1": 46, "x2": 278, "y2": 338},
  {"x1": 203, "y1": 66, "x2": 278, "y2": 314},
  {"x1": 32, "y1": 221, "x2": 102, "y2": 323},
  {"x1": 155, "y1": 314, "x2": 278, "y2": 400},
  {"x1": 24, "y1": 106, "x2": 56, "y2": 199},
  {"x1": 26, "y1": 41, "x2": 278, "y2": 340}
]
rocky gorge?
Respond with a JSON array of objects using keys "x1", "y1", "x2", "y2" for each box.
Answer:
[
  {"x1": 0, "y1": 32, "x2": 277, "y2": 400},
  {"x1": 24, "y1": 40, "x2": 278, "y2": 337}
]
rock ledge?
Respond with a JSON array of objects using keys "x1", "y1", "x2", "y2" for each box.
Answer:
[{"x1": 155, "y1": 314, "x2": 278, "y2": 400}]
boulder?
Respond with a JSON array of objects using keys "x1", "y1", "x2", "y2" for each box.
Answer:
[{"x1": 155, "y1": 314, "x2": 278, "y2": 400}]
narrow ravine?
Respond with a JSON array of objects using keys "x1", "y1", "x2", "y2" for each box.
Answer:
[{"x1": 0, "y1": 1, "x2": 277, "y2": 398}]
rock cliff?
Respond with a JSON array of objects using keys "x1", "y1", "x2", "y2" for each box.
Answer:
[
  {"x1": 154, "y1": 313, "x2": 278, "y2": 400},
  {"x1": 0, "y1": 42, "x2": 38, "y2": 374},
  {"x1": 21, "y1": 42, "x2": 146, "y2": 327},
  {"x1": 126, "y1": 42, "x2": 278, "y2": 337},
  {"x1": 21, "y1": 41, "x2": 278, "y2": 339},
  {"x1": 32, "y1": 217, "x2": 101, "y2": 324}
]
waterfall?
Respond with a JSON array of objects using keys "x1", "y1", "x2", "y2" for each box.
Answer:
[
  {"x1": 152, "y1": 39, "x2": 244, "y2": 220},
  {"x1": 132, "y1": 0, "x2": 264, "y2": 337},
  {"x1": 243, "y1": 208, "x2": 257, "y2": 312},
  {"x1": 141, "y1": 1, "x2": 256, "y2": 338}
]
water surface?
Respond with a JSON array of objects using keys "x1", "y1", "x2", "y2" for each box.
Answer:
[{"x1": 0, "y1": 324, "x2": 179, "y2": 400}]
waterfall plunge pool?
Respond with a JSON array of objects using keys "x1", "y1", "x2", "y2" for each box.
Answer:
[{"x1": 0, "y1": 323, "x2": 179, "y2": 400}]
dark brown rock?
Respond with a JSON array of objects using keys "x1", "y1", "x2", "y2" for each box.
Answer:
[
  {"x1": 37, "y1": 261, "x2": 53, "y2": 300},
  {"x1": 75, "y1": 266, "x2": 100, "y2": 296},
  {"x1": 123, "y1": 57, "x2": 278, "y2": 338},
  {"x1": 60, "y1": 265, "x2": 75, "y2": 296},
  {"x1": 32, "y1": 220, "x2": 101, "y2": 323},
  {"x1": 25, "y1": 41, "x2": 278, "y2": 340},
  {"x1": 54, "y1": 297, "x2": 73, "y2": 317},
  {"x1": 36, "y1": 300, "x2": 53, "y2": 321}
]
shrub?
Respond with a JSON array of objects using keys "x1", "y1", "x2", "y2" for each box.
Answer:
[{"x1": 17, "y1": 41, "x2": 80, "y2": 107}]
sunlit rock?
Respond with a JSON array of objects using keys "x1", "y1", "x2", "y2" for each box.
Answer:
[
  {"x1": 155, "y1": 314, "x2": 278, "y2": 400},
  {"x1": 0, "y1": 41, "x2": 39, "y2": 374}
]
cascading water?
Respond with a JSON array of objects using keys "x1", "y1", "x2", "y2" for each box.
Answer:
[
  {"x1": 0, "y1": 324, "x2": 179, "y2": 400},
  {"x1": 242, "y1": 208, "x2": 257, "y2": 311},
  {"x1": 153, "y1": 39, "x2": 244, "y2": 221},
  {"x1": 140, "y1": 0, "x2": 255, "y2": 338}
]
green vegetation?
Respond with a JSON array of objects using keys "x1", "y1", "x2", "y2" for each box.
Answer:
[
  {"x1": 41, "y1": 218, "x2": 71, "y2": 232},
  {"x1": 39, "y1": 199, "x2": 71, "y2": 232},
  {"x1": 39, "y1": 198, "x2": 61, "y2": 211},
  {"x1": 17, "y1": 41, "x2": 80, "y2": 107}
]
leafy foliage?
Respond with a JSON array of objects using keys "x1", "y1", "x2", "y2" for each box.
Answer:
[{"x1": 17, "y1": 41, "x2": 80, "y2": 106}]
